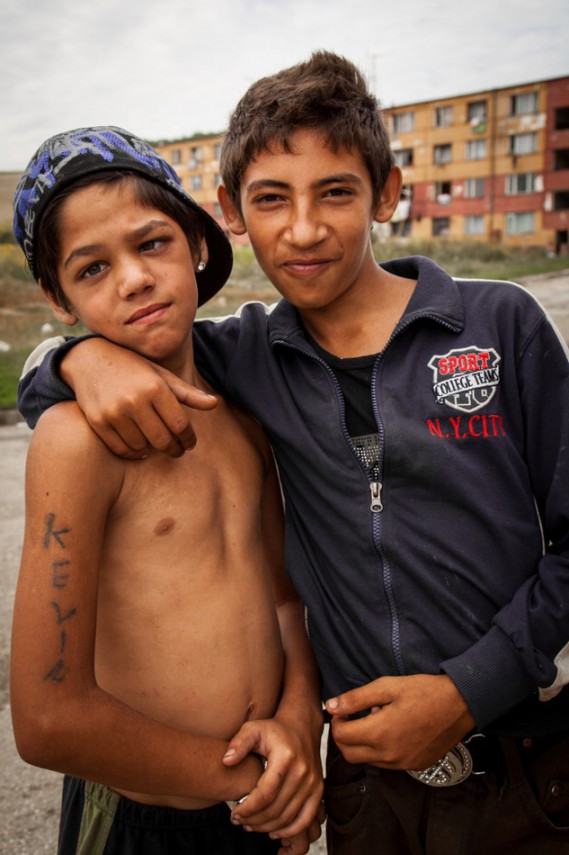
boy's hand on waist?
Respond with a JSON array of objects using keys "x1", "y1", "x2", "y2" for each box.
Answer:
[
  {"x1": 222, "y1": 717, "x2": 324, "y2": 840},
  {"x1": 325, "y1": 674, "x2": 476, "y2": 771},
  {"x1": 62, "y1": 338, "x2": 217, "y2": 458}
]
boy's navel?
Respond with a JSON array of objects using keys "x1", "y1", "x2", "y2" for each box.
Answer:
[{"x1": 154, "y1": 517, "x2": 176, "y2": 536}]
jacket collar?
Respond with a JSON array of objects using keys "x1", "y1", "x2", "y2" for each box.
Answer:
[{"x1": 268, "y1": 256, "x2": 465, "y2": 348}]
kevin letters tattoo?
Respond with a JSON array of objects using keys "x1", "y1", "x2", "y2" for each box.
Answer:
[{"x1": 42, "y1": 513, "x2": 76, "y2": 683}]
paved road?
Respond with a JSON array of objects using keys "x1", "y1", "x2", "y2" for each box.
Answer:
[
  {"x1": 1, "y1": 270, "x2": 567, "y2": 854},
  {"x1": 0, "y1": 421, "x2": 60, "y2": 855}
]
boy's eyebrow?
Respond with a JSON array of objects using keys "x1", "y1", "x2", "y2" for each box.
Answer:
[
  {"x1": 313, "y1": 173, "x2": 365, "y2": 189},
  {"x1": 244, "y1": 173, "x2": 365, "y2": 196},
  {"x1": 244, "y1": 179, "x2": 289, "y2": 196},
  {"x1": 63, "y1": 219, "x2": 172, "y2": 269}
]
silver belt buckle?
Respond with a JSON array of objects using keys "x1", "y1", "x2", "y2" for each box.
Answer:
[{"x1": 406, "y1": 741, "x2": 473, "y2": 787}]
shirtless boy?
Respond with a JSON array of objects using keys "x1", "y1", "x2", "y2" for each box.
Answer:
[{"x1": 10, "y1": 127, "x2": 323, "y2": 855}]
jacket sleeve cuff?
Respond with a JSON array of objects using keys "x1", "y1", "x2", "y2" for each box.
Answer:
[
  {"x1": 17, "y1": 335, "x2": 98, "y2": 427},
  {"x1": 442, "y1": 625, "x2": 536, "y2": 729}
]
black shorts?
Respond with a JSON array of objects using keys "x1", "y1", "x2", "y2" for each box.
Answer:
[{"x1": 58, "y1": 776, "x2": 280, "y2": 855}]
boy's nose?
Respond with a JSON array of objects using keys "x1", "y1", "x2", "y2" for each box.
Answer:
[
  {"x1": 117, "y1": 258, "x2": 155, "y2": 298},
  {"x1": 285, "y1": 205, "x2": 327, "y2": 247}
]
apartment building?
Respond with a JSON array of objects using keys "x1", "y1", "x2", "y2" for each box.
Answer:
[
  {"x1": 154, "y1": 74, "x2": 569, "y2": 253},
  {"x1": 386, "y1": 75, "x2": 569, "y2": 253},
  {"x1": 152, "y1": 133, "x2": 234, "y2": 234}
]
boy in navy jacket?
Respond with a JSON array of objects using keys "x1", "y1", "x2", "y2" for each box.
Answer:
[{"x1": 18, "y1": 54, "x2": 569, "y2": 853}]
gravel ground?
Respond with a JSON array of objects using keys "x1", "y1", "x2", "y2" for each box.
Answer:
[
  {"x1": 1, "y1": 269, "x2": 567, "y2": 854},
  {"x1": 0, "y1": 421, "x2": 62, "y2": 855}
]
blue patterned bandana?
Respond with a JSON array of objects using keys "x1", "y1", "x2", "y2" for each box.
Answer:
[{"x1": 13, "y1": 126, "x2": 232, "y2": 305}]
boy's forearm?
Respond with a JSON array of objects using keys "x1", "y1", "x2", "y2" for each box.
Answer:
[
  {"x1": 223, "y1": 597, "x2": 324, "y2": 836},
  {"x1": 17, "y1": 335, "x2": 121, "y2": 429},
  {"x1": 12, "y1": 680, "x2": 263, "y2": 803},
  {"x1": 275, "y1": 598, "x2": 323, "y2": 737},
  {"x1": 57, "y1": 334, "x2": 113, "y2": 389}
]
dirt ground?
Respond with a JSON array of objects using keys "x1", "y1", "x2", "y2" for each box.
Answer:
[{"x1": 1, "y1": 269, "x2": 567, "y2": 854}]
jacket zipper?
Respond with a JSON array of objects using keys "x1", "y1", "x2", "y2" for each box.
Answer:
[
  {"x1": 272, "y1": 311, "x2": 461, "y2": 678},
  {"x1": 370, "y1": 480, "x2": 383, "y2": 512},
  {"x1": 274, "y1": 340, "x2": 384, "y2": 506}
]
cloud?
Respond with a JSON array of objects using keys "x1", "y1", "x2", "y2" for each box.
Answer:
[{"x1": 1, "y1": 0, "x2": 568, "y2": 170}]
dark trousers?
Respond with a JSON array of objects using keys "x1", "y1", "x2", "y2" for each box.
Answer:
[
  {"x1": 325, "y1": 732, "x2": 569, "y2": 854},
  {"x1": 58, "y1": 776, "x2": 279, "y2": 855}
]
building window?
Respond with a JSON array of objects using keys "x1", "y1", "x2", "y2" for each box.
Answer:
[
  {"x1": 214, "y1": 142, "x2": 223, "y2": 159},
  {"x1": 554, "y1": 191, "x2": 569, "y2": 211},
  {"x1": 467, "y1": 101, "x2": 487, "y2": 123},
  {"x1": 214, "y1": 172, "x2": 222, "y2": 187},
  {"x1": 466, "y1": 139, "x2": 486, "y2": 160},
  {"x1": 171, "y1": 149, "x2": 182, "y2": 165},
  {"x1": 464, "y1": 178, "x2": 485, "y2": 198},
  {"x1": 505, "y1": 212, "x2": 535, "y2": 235},
  {"x1": 505, "y1": 173, "x2": 537, "y2": 195},
  {"x1": 554, "y1": 149, "x2": 569, "y2": 170},
  {"x1": 510, "y1": 133, "x2": 537, "y2": 156},
  {"x1": 393, "y1": 148, "x2": 414, "y2": 167},
  {"x1": 464, "y1": 215, "x2": 484, "y2": 236},
  {"x1": 190, "y1": 175, "x2": 202, "y2": 191},
  {"x1": 511, "y1": 92, "x2": 538, "y2": 116},
  {"x1": 434, "y1": 144, "x2": 452, "y2": 165},
  {"x1": 434, "y1": 181, "x2": 452, "y2": 204},
  {"x1": 189, "y1": 146, "x2": 203, "y2": 168},
  {"x1": 555, "y1": 107, "x2": 569, "y2": 131},
  {"x1": 432, "y1": 216, "x2": 450, "y2": 237},
  {"x1": 214, "y1": 202, "x2": 223, "y2": 218},
  {"x1": 393, "y1": 111, "x2": 415, "y2": 133},
  {"x1": 434, "y1": 106, "x2": 453, "y2": 127}
]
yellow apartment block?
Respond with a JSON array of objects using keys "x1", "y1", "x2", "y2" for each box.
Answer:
[
  {"x1": 386, "y1": 75, "x2": 569, "y2": 253},
  {"x1": 152, "y1": 133, "x2": 235, "y2": 235},
  {"x1": 155, "y1": 74, "x2": 569, "y2": 253}
]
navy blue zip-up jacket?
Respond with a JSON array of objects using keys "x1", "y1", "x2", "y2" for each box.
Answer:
[{"x1": 18, "y1": 257, "x2": 569, "y2": 738}]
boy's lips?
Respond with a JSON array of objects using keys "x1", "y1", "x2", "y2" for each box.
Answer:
[
  {"x1": 126, "y1": 303, "x2": 170, "y2": 325},
  {"x1": 281, "y1": 257, "x2": 333, "y2": 276}
]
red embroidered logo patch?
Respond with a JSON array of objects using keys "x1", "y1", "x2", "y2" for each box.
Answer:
[{"x1": 428, "y1": 347, "x2": 501, "y2": 414}]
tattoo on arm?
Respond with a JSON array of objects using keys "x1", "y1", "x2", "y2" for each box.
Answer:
[
  {"x1": 43, "y1": 513, "x2": 71, "y2": 548},
  {"x1": 42, "y1": 513, "x2": 77, "y2": 683},
  {"x1": 44, "y1": 659, "x2": 67, "y2": 683},
  {"x1": 50, "y1": 601, "x2": 77, "y2": 625},
  {"x1": 52, "y1": 560, "x2": 70, "y2": 588}
]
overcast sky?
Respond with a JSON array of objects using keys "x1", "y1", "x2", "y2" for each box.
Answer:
[{"x1": 1, "y1": 0, "x2": 568, "y2": 171}]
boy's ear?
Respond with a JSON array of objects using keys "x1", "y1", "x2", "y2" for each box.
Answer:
[
  {"x1": 217, "y1": 185, "x2": 247, "y2": 236},
  {"x1": 40, "y1": 282, "x2": 79, "y2": 326},
  {"x1": 197, "y1": 235, "x2": 209, "y2": 269},
  {"x1": 373, "y1": 167, "x2": 403, "y2": 224}
]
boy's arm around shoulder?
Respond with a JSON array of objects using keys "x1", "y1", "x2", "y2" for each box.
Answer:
[
  {"x1": 10, "y1": 402, "x2": 263, "y2": 803},
  {"x1": 224, "y1": 433, "x2": 325, "y2": 842},
  {"x1": 18, "y1": 335, "x2": 218, "y2": 458},
  {"x1": 18, "y1": 336, "x2": 78, "y2": 428}
]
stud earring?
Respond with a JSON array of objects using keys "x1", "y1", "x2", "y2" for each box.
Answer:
[{"x1": 197, "y1": 261, "x2": 206, "y2": 272}]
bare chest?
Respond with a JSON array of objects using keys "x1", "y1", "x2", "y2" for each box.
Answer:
[{"x1": 101, "y1": 408, "x2": 267, "y2": 591}]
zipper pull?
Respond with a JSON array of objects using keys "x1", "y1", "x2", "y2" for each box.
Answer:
[{"x1": 370, "y1": 481, "x2": 383, "y2": 513}]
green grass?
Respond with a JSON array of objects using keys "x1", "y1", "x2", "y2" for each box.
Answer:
[
  {"x1": 1, "y1": 231, "x2": 568, "y2": 409},
  {"x1": 372, "y1": 237, "x2": 569, "y2": 280},
  {"x1": 0, "y1": 347, "x2": 28, "y2": 408}
]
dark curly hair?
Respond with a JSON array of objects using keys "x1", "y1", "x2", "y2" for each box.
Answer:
[{"x1": 220, "y1": 50, "x2": 394, "y2": 213}]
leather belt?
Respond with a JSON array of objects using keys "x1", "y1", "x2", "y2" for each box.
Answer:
[{"x1": 407, "y1": 733, "x2": 493, "y2": 787}]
